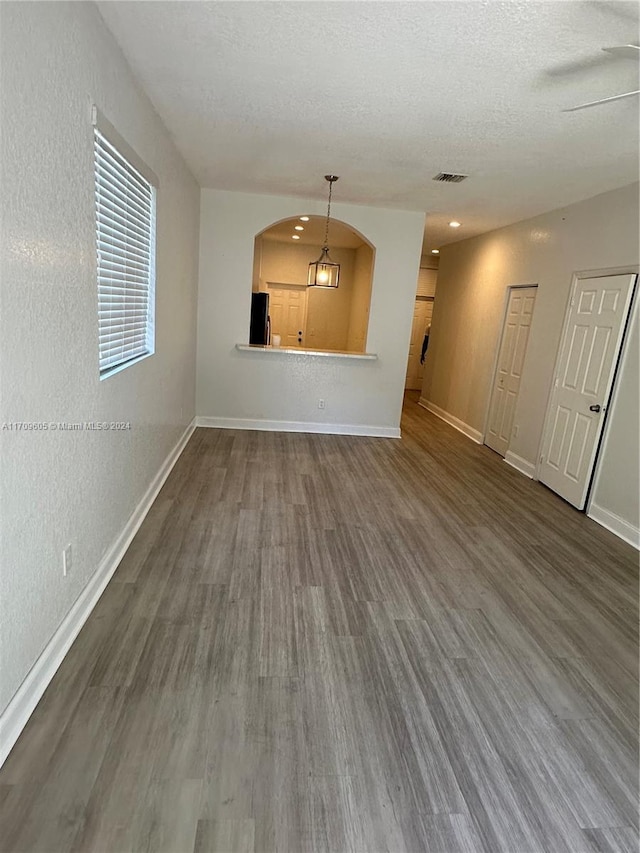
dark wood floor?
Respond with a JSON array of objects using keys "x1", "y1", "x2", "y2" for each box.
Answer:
[{"x1": 1, "y1": 393, "x2": 638, "y2": 853}]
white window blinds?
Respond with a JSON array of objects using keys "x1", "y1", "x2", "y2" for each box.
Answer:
[{"x1": 94, "y1": 126, "x2": 156, "y2": 375}]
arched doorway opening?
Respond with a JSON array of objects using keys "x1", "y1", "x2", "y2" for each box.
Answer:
[{"x1": 250, "y1": 215, "x2": 375, "y2": 353}]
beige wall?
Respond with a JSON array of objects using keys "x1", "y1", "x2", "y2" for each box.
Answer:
[
  {"x1": 347, "y1": 244, "x2": 374, "y2": 351},
  {"x1": 306, "y1": 248, "x2": 355, "y2": 351},
  {"x1": 252, "y1": 235, "x2": 263, "y2": 292},
  {"x1": 260, "y1": 240, "x2": 356, "y2": 350},
  {"x1": 420, "y1": 254, "x2": 440, "y2": 271},
  {"x1": 261, "y1": 239, "x2": 341, "y2": 289},
  {"x1": 423, "y1": 182, "x2": 639, "y2": 535}
]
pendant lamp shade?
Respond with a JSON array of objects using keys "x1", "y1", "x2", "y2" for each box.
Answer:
[
  {"x1": 308, "y1": 175, "x2": 340, "y2": 288},
  {"x1": 308, "y1": 247, "x2": 340, "y2": 288}
]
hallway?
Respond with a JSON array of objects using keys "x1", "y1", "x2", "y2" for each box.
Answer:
[{"x1": 1, "y1": 395, "x2": 637, "y2": 852}]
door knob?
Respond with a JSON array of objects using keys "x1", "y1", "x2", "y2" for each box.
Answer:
[{"x1": 589, "y1": 404, "x2": 601, "y2": 413}]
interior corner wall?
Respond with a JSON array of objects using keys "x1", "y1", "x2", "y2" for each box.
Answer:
[
  {"x1": 196, "y1": 190, "x2": 424, "y2": 432},
  {"x1": 420, "y1": 254, "x2": 440, "y2": 271},
  {"x1": 347, "y1": 244, "x2": 374, "y2": 352},
  {"x1": 422, "y1": 182, "x2": 639, "y2": 535},
  {"x1": 0, "y1": 1, "x2": 200, "y2": 716},
  {"x1": 252, "y1": 235, "x2": 263, "y2": 292}
]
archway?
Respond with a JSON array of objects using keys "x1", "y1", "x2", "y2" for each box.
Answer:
[{"x1": 250, "y1": 215, "x2": 375, "y2": 353}]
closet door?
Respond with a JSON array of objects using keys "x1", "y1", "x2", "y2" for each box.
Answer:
[
  {"x1": 405, "y1": 298, "x2": 433, "y2": 390},
  {"x1": 268, "y1": 284, "x2": 308, "y2": 348},
  {"x1": 485, "y1": 286, "x2": 537, "y2": 457},
  {"x1": 539, "y1": 273, "x2": 636, "y2": 508}
]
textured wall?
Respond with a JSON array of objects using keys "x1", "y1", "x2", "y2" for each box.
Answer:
[
  {"x1": 197, "y1": 190, "x2": 424, "y2": 429},
  {"x1": 0, "y1": 2, "x2": 200, "y2": 713},
  {"x1": 423, "y1": 183, "x2": 639, "y2": 530}
]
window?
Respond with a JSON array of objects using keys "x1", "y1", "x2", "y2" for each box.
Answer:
[{"x1": 93, "y1": 110, "x2": 157, "y2": 377}]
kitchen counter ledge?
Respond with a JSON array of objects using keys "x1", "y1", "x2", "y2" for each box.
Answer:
[{"x1": 235, "y1": 344, "x2": 378, "y2": 360}]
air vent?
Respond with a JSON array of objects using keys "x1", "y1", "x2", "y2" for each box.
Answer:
[{"x1": 432, "y1": 172, "x2": 468, "y2": 183}]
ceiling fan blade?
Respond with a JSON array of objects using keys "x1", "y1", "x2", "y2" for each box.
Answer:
[
  {"x1": 563, "y1": 89, "x2": 640, "y2": 111},
  {"x1": 544, "y1": 55, "x2": 611, "y2": 78},
  {"x1": 602, "y1": 44, "x2": 640, "y2": 59},
  {"x1": 546, "y1": 44, "x2": 639, "y2": 79}
]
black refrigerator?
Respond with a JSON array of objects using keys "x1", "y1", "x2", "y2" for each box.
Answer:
[{"x1": 249, "y1": 292, "x2": 270, "y2": 345}]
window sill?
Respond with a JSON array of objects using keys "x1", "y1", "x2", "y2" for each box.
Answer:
[
  {"x1": 235, "y1": 344, "x2": 378, "y2": 360},
  {"x1": 99, "y1": 350, "x2": 154, "y2": 380}
]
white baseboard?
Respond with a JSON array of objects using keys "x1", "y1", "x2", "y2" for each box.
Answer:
[
  {"x1": 587, "y1": 503, "x2": 640, "y2": 550},
  {"x1": 195, "y1": 415, "x2": 400, "y2": 439},
  {"x1": 0, "y1": 419, "x2": 196, "y2": 769},
  {"x1": 504, "y1": 450, "x2": 537, "y2": 479},
  {"x1": 417, "y1": 398, "x2": 483, "y2": 444}
]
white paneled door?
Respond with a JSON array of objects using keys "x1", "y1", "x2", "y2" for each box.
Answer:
[
  {"x1": 539, "y1": 273, "x2": 637, "y2": 509},
  {"x1": 405, "y1": 297, "x2": 433, "y2": 390},
  {"x1": 268, "y1": 284, "x2": 308, "y2": 348},
  {"x1": 485, "y1": 286, "x2": 537, "y2": 457}
]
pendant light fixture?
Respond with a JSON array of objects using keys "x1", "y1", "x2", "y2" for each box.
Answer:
[{"x1": 308, "y1": 175, "x2": 340, "y2": 288}]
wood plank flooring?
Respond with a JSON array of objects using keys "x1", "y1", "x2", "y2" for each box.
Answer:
[{"x1": 1, "y1": 393, "x2": 638, "y2": 852}]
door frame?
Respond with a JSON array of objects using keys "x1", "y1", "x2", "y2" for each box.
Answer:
[
  {"x1": 482, "y1": 283, "x2": 538, "y2": 446},
  {"x1": 537, "y1": 264, "x2": 639, "y2": 502}
]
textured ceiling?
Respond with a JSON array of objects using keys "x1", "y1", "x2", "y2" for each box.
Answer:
[{"x1": 98, "y1": 1, "x2": 639, "y2": 252}]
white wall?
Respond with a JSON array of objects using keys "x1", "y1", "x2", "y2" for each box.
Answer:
[
  {"x1": 423, "y1": 183, "x2": 639, "y2": 536},
  {"x1": 197, "y1": 190, "x2": 424, "y2": 432},
  {"x1": 589, "y1": 297, "x2": 639, "y2": 543},
  {"x1": 0, "y1": 2, "x2": 200, "y2": 715}
]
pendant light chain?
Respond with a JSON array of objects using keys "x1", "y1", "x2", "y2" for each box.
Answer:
[
  {"x1": 308, "y1": 174, "x2": 341, "y2": 288},
  {"x1": 323, "y1": 179, "x2": 333, "y2": 249}
]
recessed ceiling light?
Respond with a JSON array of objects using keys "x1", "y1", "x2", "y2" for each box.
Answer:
[
  {"x1": 449, "y1": 221, "x2": 461, "y2": 228},
  {"x1": 292, "y1": 234, "x2": 300, "y2": 240},
  {"x1": 294, "y1": 225, "x2": 304, "y2": 231},
  {"x1": 300, "y1": 216, "x2": 310, "y2": 221},
  {"x1": 431, "y1": 249, "x2": 440, "y2": 254}
]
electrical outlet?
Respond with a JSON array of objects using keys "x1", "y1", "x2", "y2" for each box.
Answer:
[
  {"x1": 318, "y1": 399, "x2": 325, "y2": 409},
  {"x1": 63, "y1": 543, "x2": 72, "y2": 577},
  {"x1": 512, "y1": 425, "x2": 519, "y2": 437}
]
